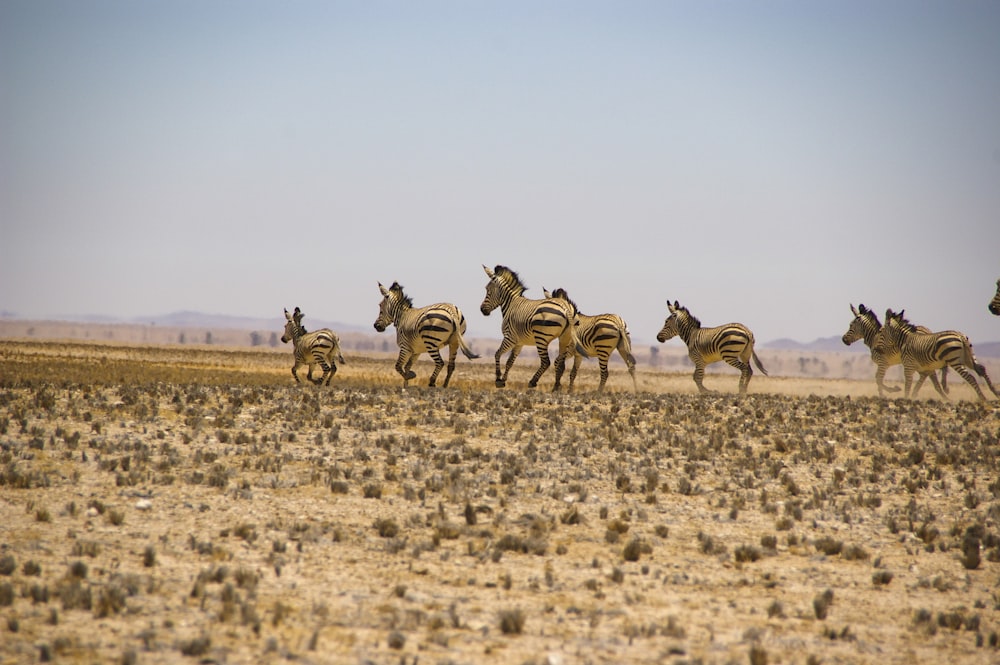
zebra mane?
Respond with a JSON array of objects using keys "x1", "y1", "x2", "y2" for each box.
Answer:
[
  {"x1": 886, "y1": 309, "x2": 917, "y2": 334},
  {"x1": 493, "y1": 265, "x2": 527, "y2": 295},
  {"x1": 550, "y1": 287, "x2": 579, "y2": 315},
  {"x1": 389, "y1": 282, "x2": 414, "y2": 308},
  {"x1": 857, "y1": 304, "x2": 881, "y2": 327},
  {"x1": 674, "y1": 303, "x2": 700, "y2": 329}
]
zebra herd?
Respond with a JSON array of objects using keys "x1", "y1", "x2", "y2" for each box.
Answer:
[{"x1": 279, "y1": 271, "x2": 1000, "y2": 402}]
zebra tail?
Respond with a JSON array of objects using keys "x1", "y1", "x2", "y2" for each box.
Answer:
[
  {"x1": 752, "y1": 350, "x2": 769, "y2": 376},
  {"x1": 458, "y1": 335, "x2": 480, "y2": 360}
]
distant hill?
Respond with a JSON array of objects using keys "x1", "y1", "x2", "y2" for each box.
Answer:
[
  {"x1": 42, "y1": 311, "x2": 372, "y2": 335},
  {"x1": 762, "y1": 336, "x2": 866, "y2": 353}
]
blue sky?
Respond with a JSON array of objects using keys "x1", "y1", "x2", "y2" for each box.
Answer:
[{"x1": 2, "y1": 1, "x2": 999, "y2": 345}]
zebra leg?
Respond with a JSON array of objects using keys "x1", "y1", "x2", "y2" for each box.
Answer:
[
  {"x1": 427, "y1": 348, "x2": 446, "y2": 387},
  {"x1": 926, "y1": 371, "x2": 948, "y2": 400},
  {"x1": 875, "y1": 362, "x2": 900, "y2": 396},
  {"x1": 952, "y1": 364, "x2": 988, "y2": 402},
  {"x1": 395, "y1": 350, "x2": 417, "y2": 385},
  {"x1": 692, "y1": 362, "x2": 711, "y2": 394},
  {"x1": 597, "y1": 355, "x2": 610, "y2": 393},
  {"x1": 567, "y1": 353, "x2": 581, "y2": 392},
  {"x1": 902, "y1": 367, "x2": 916, "y2": 399},
  {"x1": 552, "y1": 349, "x2": 570, "y2": 392},
  {"x1": 441, "y1": 340, "x2": 459, "y2": 388},
  {"x1": 940, "y1": 366, "x2": 949, "y2": 394},
  {"x1": 496, "y1": 342, "x2": 520, "y2": 388},
  {"x1": 529, "y1": 345, "x2": 552, "y2": 389},
  {"x1": 313, "y1": 359, "x2": 333, "y2": 386},
  {"x1": 724, "y1": 358, "x2": 752, "y2": 394},
  {"x1": 973, "y1": 362, "x2": 999, "y2": 398}
]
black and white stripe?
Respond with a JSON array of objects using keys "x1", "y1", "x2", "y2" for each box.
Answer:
[
  {"x1": 544, "y1": 288, "x2": 636, "y2": 392},
  {"x1": 990, "y1": 279, "x2": 1000, "y2": 316},
  {"x1": 656, "y1": 300, "x2": 767, "y2": 395},
  {"x1": 883, "y1": 308, "x2": 998, "y2": 402},
  {"x1": 480, "y1": 265, "x2": 585, "y2": 390},
  {"x1": 373, "y1": 281, "x2": 478, "y2": 387},
  {"x1": 842, "y1": 303, "x2": 947, "y2": 397},
  {"x1": 281, "y1": 307, "x2": 345, "y2": 386}
]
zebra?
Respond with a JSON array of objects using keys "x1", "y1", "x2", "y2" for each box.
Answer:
[
  {"x1": 480, "y1": 264, "x2": 587, "y2": 390},
  {"x1": 543, "y1": 287, "x2": 637, "y2": 392},
  {"x1": 280, "y1": 307, "x2": 345, "y2": 386},
  {"x1": 990, "y1": 278, "x2": 1000, "y2": 316},
  {"x1": 882, "y1": 308, "x2": 998, "y2": 402},
  {"x1": 656, "y1": 300, "x2": 767, "y2": 395},
  {"x1": 842, "y1": 303, "x2": 948, "y2": 397},
  {"x1": 373, "y1": 281, "x2": 479, "y2": 387}
]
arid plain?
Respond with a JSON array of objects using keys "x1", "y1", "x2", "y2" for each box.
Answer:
[{"x1": 2, "y1": 336, "x2": 1000, "y2": 665}]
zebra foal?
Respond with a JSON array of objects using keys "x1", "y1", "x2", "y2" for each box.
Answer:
[
  {"x1": 656, "y1": 300, "x2": 767, "y2": 395},
  {"x1": 990, "y1": 279, "x2": 1000, "y2": 316},
  {"x1": 842, "y1": 303, "x2": 947, "y2": 397},
  {"x1": 883, "y1": 308, "x2": 998, "y2": 402},
  {"x1": 544, "y1": 287, "x2": 637, "y2": 392},
  {"x1": 480, "y1": 265, "x2": 586, "y2": 390},
  {"x1": 373, "y1": 281, "x2": 478, "y2": 387},
  {"x1": 281, "y1": 307, "x2": 345, "y2": 386}
]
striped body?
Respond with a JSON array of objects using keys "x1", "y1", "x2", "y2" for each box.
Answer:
[
  {"x1": 883, "y1": 309, "x2": 998, "y2": 402},
  {"x1": 480, "y1": 265, "x2": 582, "y2": 390},
  {"x1": 373, "y1": 281, "x2": 478, "y2": 387},
  {"x1": 990, "y1": 279, "x2": 1000, "y2": 316},
  {"x1": 656, "y1": 300, "x2": 767, "y2": 395},
  {"x1": 545, "y1": 288, "x2": 636, "y2": 392},
  {"x1": 841, "y1": 303, "x2": 947, "y2": 397},
  {"x1": 281, "y1": 307, "x2": 345, "y2": 386}
]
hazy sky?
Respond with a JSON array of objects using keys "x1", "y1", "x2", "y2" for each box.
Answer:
[{"x1": 2, "y1": 1, "x2": 999, "y2": 345}]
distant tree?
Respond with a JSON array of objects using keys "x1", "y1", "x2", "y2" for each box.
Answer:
[
  {"x1": 249, "y1": 331, "x2": 263, "y2": 347},
  {"x1": 381, "y1": 340, "x2": 390, "y2": 353},
  {"x1": 205, "y1": 331, "x2": 213, "y2": 345},
  {"x1": 649, "y1": 346, "x2": 659, "y2": 367},
  {"x1": 269, "y1": 332, "x2": 279, "y2": 347},
  {"x1": 179, "y1": 332, "x2": 186, "y2": 344}
]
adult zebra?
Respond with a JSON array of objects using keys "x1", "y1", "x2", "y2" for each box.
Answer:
[
  {"x1": 990, "y1": 278, "x2": 1000, "y2": 316},
  {"x1": 543, "y1": 287, "x2": 637, "y2": 392},
  {"x1": 280, "y1": 307, "x2": 345, "y2": 386},
  {"x1": 480, "y1": 265, "x2": 586, "y2": 390},
  {"x1": 373, "y1": 281, "x2": 479, "y2": 387},
  {"x1": 656, "y1": 300, "x2": 767, "y2": 395},
  {"x1": 883, "y1": 308, "x2": 998, "y2": 402},
  {"x1": 842, "y1": 304, "x2": 947, "y2": 398}
]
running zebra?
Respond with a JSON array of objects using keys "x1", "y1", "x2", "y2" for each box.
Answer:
[
  {"x1": 480, "y1": 265, "x2": 586, "y2": 390},
  {"x1": 280, "y1": 307, "x2": 345, "y2": 386},
  {"x1": 656, "y1": 300, "x2": 767, "y2": 394},
  {"x1": 990, "y1": 278, "x2": 1000, "y2": 316},
  {"x1": 883, "y1": 308, "x2": 998, "y2": 402},
  {"x1": 544, "y1": 287, "x2": 637, "y2": 392},
  {"x1": 842, "y1": 303, "x2": 947, "y2": 397},
  {"x1": 373, "y1": 281, "x2": 479, "y2": 387}
]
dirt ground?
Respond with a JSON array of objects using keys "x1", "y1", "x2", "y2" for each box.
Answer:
[{"x1": 1, "y1": 338, "x2": 999, "y2": 665}]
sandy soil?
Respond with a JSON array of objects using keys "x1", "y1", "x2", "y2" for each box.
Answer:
[{"x1": 1, "y1": 339, "x2": 999, "y2": 665}]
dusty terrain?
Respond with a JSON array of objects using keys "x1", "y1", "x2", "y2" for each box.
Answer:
[{"x1": 1, "y1": 338, "x2": 999, "y2": 665}]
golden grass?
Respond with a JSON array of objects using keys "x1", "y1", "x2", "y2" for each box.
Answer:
[{"x1": 0, "y1": 339, "x2": 999, "y2": 664}]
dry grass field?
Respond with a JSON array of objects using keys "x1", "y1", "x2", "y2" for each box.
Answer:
[{"x1": 2, "y1": 338, "x2": 1000, "y2": 665}]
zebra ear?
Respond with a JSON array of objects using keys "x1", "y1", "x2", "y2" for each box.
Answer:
[
  {"x1": 543, "y1": 287, "x2": 551, "y2": 298},
  {"x1": 483, "y1": 265, "x2": 495, "y2": 279},
  {"x1": 378, "y1": 282, "x2": 389, "y2": 296}
]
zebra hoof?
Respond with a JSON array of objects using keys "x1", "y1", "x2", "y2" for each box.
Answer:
[
  {"x1": 405, "y1": 371, "x2": 417, "y2": 380},
  {"x1": 495, "y1": 379, "x2": 506, "y2": 388}
]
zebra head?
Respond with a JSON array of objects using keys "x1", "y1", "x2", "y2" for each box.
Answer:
[
  {"x1": 657, "y1": 300, "x2": 692, "y2": 343},
  {"x1": 281, "y1": 307, "x2": 304, "y2": 344},
  {"x1": 990, "y1": 278, "x2": 1000, "y2": 316},
  {"x1": 481, "y1": 264, "x2": 524, "y2": 316},
  {"x1": 374, "y1": 282, "x2": 410, "y2": 332},
  {"x1": 842, "y1": 304, "x2": 880, "y2": 346},
  {"x1": 882, "y1": 308, "x2": 914, "y2": 347}
]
